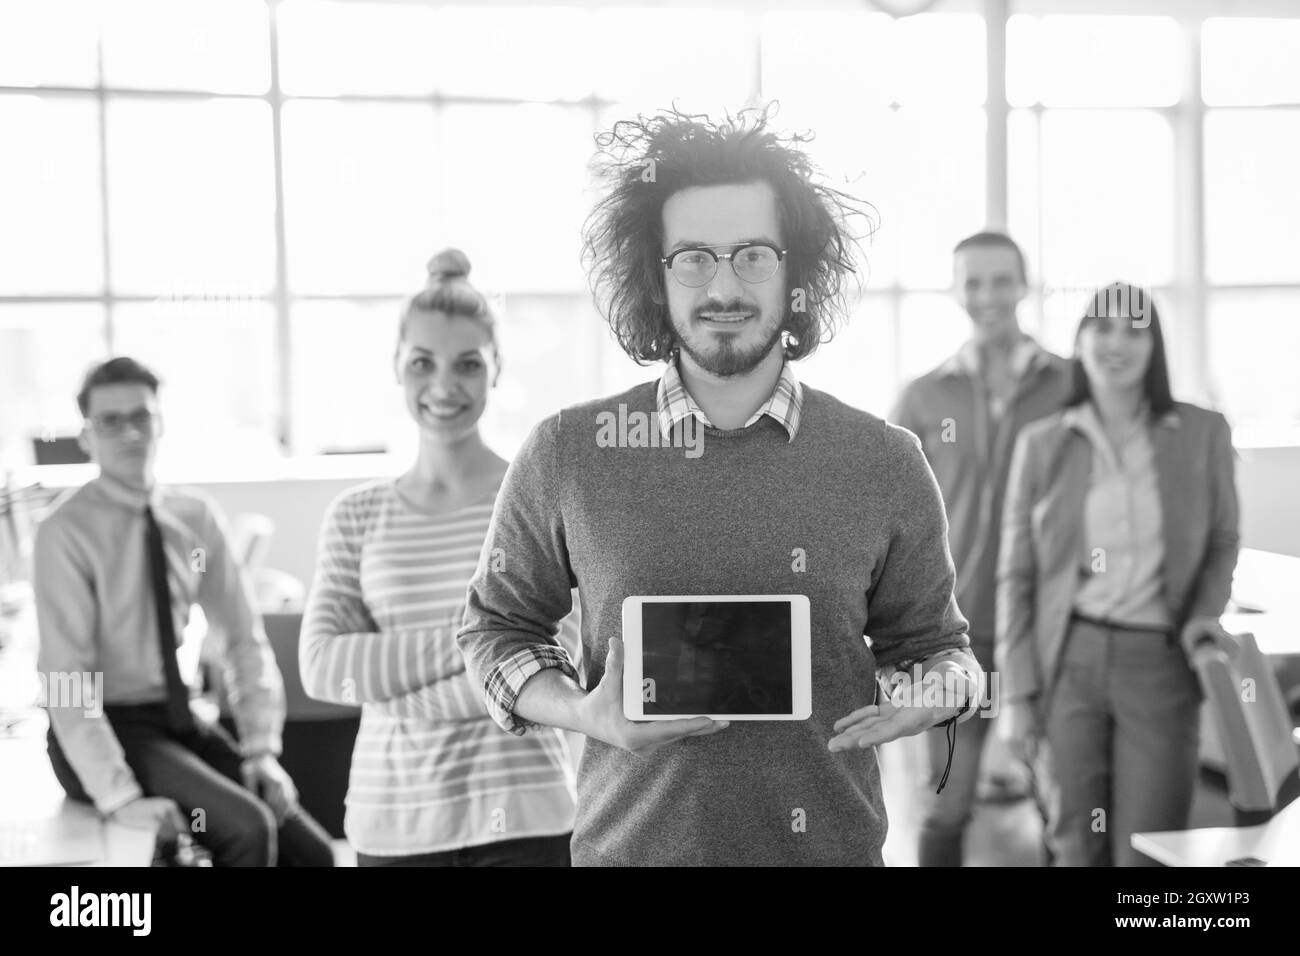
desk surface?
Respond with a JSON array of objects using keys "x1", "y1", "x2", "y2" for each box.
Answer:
[
  {"x1": 1132, "y1": 798, "x2": 1300, "y2": 867},
  {"x1": 0, "y1": 727, "x2": 154, "y2": 867}
]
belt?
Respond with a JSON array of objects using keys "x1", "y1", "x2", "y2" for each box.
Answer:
[{"x1": 1070, "y1": 610, "x2": 1175, "y2": 639}]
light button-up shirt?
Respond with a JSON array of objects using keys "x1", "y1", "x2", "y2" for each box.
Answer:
[
  {"x1": 1066, "y1": 402, "x2": 1170, "y2": 629},
  {"x1": 33, "y1": 474, "x2": 284, "y2": 813}
]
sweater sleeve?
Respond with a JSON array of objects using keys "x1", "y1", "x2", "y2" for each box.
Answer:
[
  {"x1": 300, "y1": 488, "x2": 463, "y2": 705},
  {"x1": 457, "y1": 415, "x2": 580, "y2": 735},
  {"x1": 865, "y1": 424, "x2": 974, "y2": 670}
]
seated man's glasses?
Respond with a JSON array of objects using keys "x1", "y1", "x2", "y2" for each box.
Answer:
[
  {"x1": 661, "y1": 242, "x2": 787, "y2": 288},
  {"x1": 88, "y1": 409, "x2": 160, "y2": 437}
]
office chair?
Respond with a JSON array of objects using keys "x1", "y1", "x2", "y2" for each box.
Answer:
[
  {"x1": 1193, "y1": 632, "x2": 1300, "y2": 827},
  {"x1": 228, "y1": 512, "x2": 305, "y2": 612},
  {"x1": 230, "y1": 512, "x2": 275, "y2": 570}
]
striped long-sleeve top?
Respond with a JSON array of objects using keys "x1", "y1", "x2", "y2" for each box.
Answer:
[{"x1": 300, "y1": 478, "x2": 577, "y2": 857}]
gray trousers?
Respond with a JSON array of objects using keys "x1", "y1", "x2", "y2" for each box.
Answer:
[
  {"x1": 917, "y1": 640, "x2": 994, "y2": 867},
  {"x1": 918, "y1": 707, "x2": 994, "y2": 866},
  {"x1": 1037, "y1": 616, "x2": 1201, "y2": 867}
]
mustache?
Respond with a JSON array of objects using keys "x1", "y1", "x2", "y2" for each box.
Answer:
[{"x1": 694, "y1": 300, "x2": 759, "y2": 319}]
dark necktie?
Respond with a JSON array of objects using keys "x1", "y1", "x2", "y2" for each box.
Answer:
[{"x1": 143, "y1": 504, "x2": 195, "y2": 735}]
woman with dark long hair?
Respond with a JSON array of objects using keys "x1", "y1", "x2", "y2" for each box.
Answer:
[{"x1": 996, "y1": 282, "x2": 1240, "y2": 866}]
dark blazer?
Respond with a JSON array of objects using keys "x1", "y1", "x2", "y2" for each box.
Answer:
[{"x1": 995, "y1": 401, "x2": 1239, "y2": 703}]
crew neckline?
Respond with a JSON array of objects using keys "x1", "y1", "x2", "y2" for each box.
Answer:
[{"x1": 389, "y1": 475, "x2": 503, "y2": 518}]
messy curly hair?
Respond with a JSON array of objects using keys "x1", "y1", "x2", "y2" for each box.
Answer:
[{"x1": 583, "y1": 104, "x2": 875, "y2": 364}]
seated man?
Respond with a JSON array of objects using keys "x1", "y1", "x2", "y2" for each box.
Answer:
[{"x1": 33, "y1": 356, "x2": 333, "y2": 866}]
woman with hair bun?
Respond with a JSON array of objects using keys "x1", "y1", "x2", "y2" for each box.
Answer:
[{"x1": 300, "y1": 249, "x2": 577, "y2": 866}]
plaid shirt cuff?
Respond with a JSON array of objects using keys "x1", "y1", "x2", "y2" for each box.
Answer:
[{"x1": 485, "y1": 644, "x2": 580, "y2": 736}]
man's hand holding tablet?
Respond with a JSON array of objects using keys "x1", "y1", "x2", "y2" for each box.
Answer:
[{"x1": 514, "y1": 638, "x2": 729, "y2": 755}]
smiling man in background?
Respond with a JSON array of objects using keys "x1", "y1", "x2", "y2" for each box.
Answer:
[{"x1": 891, "y1": 232, "x2": 1071, "y2": 866}]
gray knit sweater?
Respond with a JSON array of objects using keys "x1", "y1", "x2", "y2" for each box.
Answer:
[{"x1": 458, "y1": 380, "x2": 972, "y2": 866}]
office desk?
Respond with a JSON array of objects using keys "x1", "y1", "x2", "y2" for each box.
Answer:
[
  {"x1": 1132, "y1": 798, "x2": 1300, "y2": 867},
  {"x1": 0, "y1": 729, "x2": 155, "y2": 867}
]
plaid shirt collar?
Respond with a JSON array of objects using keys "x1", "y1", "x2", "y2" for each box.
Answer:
[{"x1": 656, "y1": 355, "x2": 804, "y2": 443}]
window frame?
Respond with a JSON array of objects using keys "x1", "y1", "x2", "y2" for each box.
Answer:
[{"x1": 2, "y1": 0, "x2": 1298, "y2": 458}]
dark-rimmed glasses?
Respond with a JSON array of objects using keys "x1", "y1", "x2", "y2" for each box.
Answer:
[{"x1": 661, "y1": 242, "x2": 787, "y2": 288}]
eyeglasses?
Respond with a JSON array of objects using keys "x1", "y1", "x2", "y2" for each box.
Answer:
[
  {"x1": 661, "y1": 242, "x2": 787, "y2": 288},
  {"x1": 88, "y1": 409, "x2": 160, "y2": 437}
]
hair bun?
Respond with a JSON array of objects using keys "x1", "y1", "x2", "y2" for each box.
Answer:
[{"x1": 426, "y1": 248, "x2": 471, "y2": 283}]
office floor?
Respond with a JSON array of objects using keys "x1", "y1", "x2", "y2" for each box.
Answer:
[
  {"x1": 879, "y1": 729, "x2": 1237, "y2": 867},
  {"x1": 879, "y1": 734, "x2": 1044, "y2": 867}
]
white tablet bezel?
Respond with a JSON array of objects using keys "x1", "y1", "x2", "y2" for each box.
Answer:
[{"x1": 621, "y1": 594, "x2": 812, "y2": 721}]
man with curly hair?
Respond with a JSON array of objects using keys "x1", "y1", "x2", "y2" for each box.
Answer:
[{"x1": 458, "y1": 107, "x2": 983, "y2": 866}]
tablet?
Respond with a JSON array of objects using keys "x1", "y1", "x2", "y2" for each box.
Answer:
[{"x1": 622, "y1": 595, "x2": 811, "y2": 721}]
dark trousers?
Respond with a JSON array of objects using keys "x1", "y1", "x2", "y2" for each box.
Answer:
[
  {"x1": 48, "y1": 703, "x2": 335, "y2": 867},
  {"x1": 356, "y1": 832, "x2": 572, "y2": 867},
  {"x1": 1037, "y1": 617, "x2": 1201, "y2": 867}
]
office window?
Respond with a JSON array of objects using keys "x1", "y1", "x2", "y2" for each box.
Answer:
[
  {"x1": 99, "y1": 0, "x2": 271, "y2": 94},
  {"x1": 5, "y1": 2, "x2": 1300, "y2": 463},
  {"x1": 113, "y1": 301, "x2": 280, "y2": 468},
  {"x1": 898, "y1": 294, "x2": 970, "y2": 384},
  {"x1": 1199, "y1": 17, "x2": 1300, "y2": 440},
  {"x1": 1011, "y1": 109, "x2": 1175, "y2": 290},
  {"x1": 277, "y1": 0, "x2": 441, "y2": 96},
  {"x1": 0, "y1": 96, "x2": 103, "y2": 295},
  {"x1": 797, "y1": 296, "x2": 897, "y2": 417},
  {"x1": 437, "y1": 104, "x2": 594, "y2": 294},
  {"x1": 891, "y1": 108, "x2": 987, "y2": 290},
  {"x1": 1207, "y1": 292, "x2": 1300, "y2": 437},
  {"x1": 1203, "y1": 111, "x2": 1300, "y2": 285},
  {"x1": 762, "y1": 12, "x2": 895, "y2": 112},
  {"x1": 290, "y1": 300, "x2": 410, "y2": 457},
  {"x1": 1202, "y1": 17, "x2": 1300, "y2": 106},
  {"x1": 893, "y1": 14, "x2": 987, "y2": 107},
  {"x1": 759, "y1": 12, "x2": 985, "y2": 410},
  {"x1": 0, "y1": 305, "x2": 107, "y2": 473},
  {"x1": 1007, "y1": 15, "x2": 1182, "y2": 108},
  {"x1": 436, "y1": 6, "x2": 595, "y2": 101},
  {"x1": 594, "y1": 8, "x2": 756, "y2": 115},
  {"x1": 480, "y1": 296, "x2": 604, "y2": 453},
  {"x1": 105, "y1": 98, "x2": 276, "y2": 296},
  {"x1": 281, "y1": 101, "x2": 439, "y2": 295},
  {"x1": 0, "y1": 0, "x2": 99, "y2": 88}
]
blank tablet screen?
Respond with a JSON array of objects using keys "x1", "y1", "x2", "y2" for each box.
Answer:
[{"x1": 641, "y1": 600, "x2": 793, "y2": 716}]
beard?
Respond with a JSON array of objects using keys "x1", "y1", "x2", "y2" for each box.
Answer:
[{"x1": 674, "y1": 303, "x2": 786, "y2": 378}]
